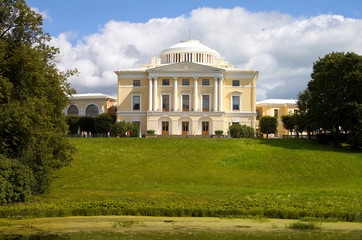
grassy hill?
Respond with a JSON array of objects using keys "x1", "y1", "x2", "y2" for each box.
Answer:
[{"x1": 2, "y1": 138, "x2": 361, "y2": 221}]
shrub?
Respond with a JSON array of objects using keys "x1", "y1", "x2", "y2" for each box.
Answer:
[
  {"x1": 287, "y1": 221, "x2": 321, "y2": 230},
  {"x1": 94, "y1": 113, "x2": 114, "y2": 134},
  {"x1": 259, "y1": 116, "x2": 278, "y2": 138},
  {"x1": 229, "y1": 124, "x2": 255, "y2": 138},
  {"x1": 147, "y1": 130, "x2": 155, "y2": 135},
  {"x1": 111, "y1": 121, "x2": 139, "y2": 137},
  {"x1": 65, "y1": 116, "x2": 83, "y2": 134},
  {"x1": 214, "y1": 130, "x2": 223, "y2": 135},
  {"x1": 0, "y1": 155, "x2": 35, "y2": 204}
]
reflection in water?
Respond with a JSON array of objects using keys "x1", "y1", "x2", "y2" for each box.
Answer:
[{"x1": 1, "y1": 232, "x2": 360, "y2": 240}]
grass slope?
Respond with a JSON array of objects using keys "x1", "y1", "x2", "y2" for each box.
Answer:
[{"x1": 2, "y1": 138, "x2": 361, "y2": 221}]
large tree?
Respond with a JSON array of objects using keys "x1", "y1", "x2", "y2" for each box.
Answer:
[
  {"x1": 259, "y1": 116, "x2": 278, "y2": 139},
  {"x1": 0, "y1": 0, "x2": 75, "y2": 202},
  {"x1": 300, "y1": 52, "x2": 362, "y2": 147}
]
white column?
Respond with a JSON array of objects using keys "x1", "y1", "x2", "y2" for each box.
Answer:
[
  {"x1": 214, "y1": 77, "x2": 218, "y2": 112},
  {"x1": 194, "y1": 77, "x2": 198, "y2": 111},
  {"x1": 148, "y1": 77, "x2": 153, "y2": 111},
  {"x1": 173, "y1": 77, "x2": 178, "y2": 111},
  {"x1": 219, "y1": 77, "x2": 223, "y2": 112},
  {"x1": 153, "y1": 77, "x2": 158, "y2": 111}
]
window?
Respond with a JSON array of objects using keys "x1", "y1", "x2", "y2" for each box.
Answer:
[
  {"x1": 182, "y1": 79, "x2": 189, "y2": 86},
  {"x1": 202, "y1": 95, "x2": 210, "y2": 111},
  {"x1": 162, "y1": 95, "x2": 169, "y2": 111},
  {"x1": 232, "y1": 80, "x2": 240, "y2": 86},
  {"x1": 232, "y1": 96, "x2": 240, "y2": 110},
  {"x1": 162, "y1": 79, "x2": 169, "y2": 86},
  {"x1": 67, "y1": 105, "x2": 79, "y2": 115},
  {"x1": 133, "y1": 80, "x2": 140, "y2": 86},
  {"x1": 85, "y1": 104, "x2": 99, "y2": 117},
  {"x1": 274, "y1": 109, "x2": 279, "y2": 118},
  {"x1": 182, "y1": 95, "x2": 189, "y2": 111},
  {"x1": 202, "y1": 79, "x2": 209, "y2": 86},
  {"x1": 256, "y1": 110, "x2": 260, "y2": 120},
  {"x1": 133, "y1": 96, "x2": 140, "y2": 110}
]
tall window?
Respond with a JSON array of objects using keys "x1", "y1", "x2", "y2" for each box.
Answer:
[
  {"x1": 274, "y1": 109, "x2": 279, "y2": 118},
  {"x1": 182, "y1": 79, "x2": 189, "y2": 86},
  {"x1": 133, "y1": 96, "x2": 140, "y2": 110},
  {"x1": 202, "y1": 79, "x2": 209, "y2": 86},
  {"x1": 202, "y1": 95, "x2": 210, "y2": 112},
  {"x1": 133, "y1": 80, "x2": 140, "y2": 86},
  {"x1": 67, "y1": 105, "x2": 79, "y2": 115},
  {"x1": 85, "y1": 104, "x2": 99, "y2": 117},
  {"x1": 162, "y1": 79, "x2": 169, "y2": 86},
  {"x1": 232, "y1": 96, "x2": 240, "y2": 110},
  {"x1": 232, "y1": 80, "x2": 240, "y2": 86},
  {"x1": 162, "y1": 95, "x2": 169, "y2": 112},
  {"x1": 256, "y1": 110, "x2": 260, "y2": 120},
  {"x1": 182, "y1": 95, "x2": 189, "y2": 111}
]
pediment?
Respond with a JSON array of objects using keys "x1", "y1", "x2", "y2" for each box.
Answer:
[{"x1": 147, "y1": 62, "x2": 225, "y2": 73}]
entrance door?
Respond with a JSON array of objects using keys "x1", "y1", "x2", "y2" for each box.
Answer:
[
  {"x1": 162, "y1": 95, "x2": 169, "y2": 112},
  {"x1": 202, "y1": 121, "x2": 209, "y2": 135},
  {"x1": 182, "y1": 121, "x2": 189, "y2": 135},
  {"x1": 162, "y1": 121, "x2": 169, "y2": 135}
]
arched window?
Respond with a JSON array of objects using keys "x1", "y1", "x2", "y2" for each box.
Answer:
[
  {"x1": 85, "y1": 104, "x2": 99, "y2": 117},
  {"x1": 67, "y1": 105, "x2": 79, "y2": 115}
]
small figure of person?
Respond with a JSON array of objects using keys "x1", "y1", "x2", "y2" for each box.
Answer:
[
  {"x1": 186, "y1": 131, "x2": 189, "y2": 138},
  {"x1": 127, "y1": 131, "x2": 130, "y2": 137}
]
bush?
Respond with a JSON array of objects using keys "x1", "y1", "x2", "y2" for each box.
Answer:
[
  {"x1": 259, "y1": 116, "x2": 278, "y2": 138},
  {"x1": 229, "y1": 124, "x2": 255, "y2": 138},
  {"x1": 66, "y1": 116, "x2": 83, "y2": 134},
  {"x1": 79, "y1": 117, "x2": 95, "y2": 133},
  {"x1": 147, "y1": 130, "x2": 155, "y2": 135},
  {"x1": 0, "y1": 155, "x2": 35, "y2": 204},
  {"x1": 214, "y1": 130, "x2": 223, "y2": 135},
  {"x1": 111, "y1": 121, "x2": 139, "y2": 137},
  {"x1": 94, "y1": 113, "x2": 114, "y2": 134}
]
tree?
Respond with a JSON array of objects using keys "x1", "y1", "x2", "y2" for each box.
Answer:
[
  {"x1": 111, "y1": 121, "x2": 139, "y2": 137},
  {"x1": 94, "y1": 113, "x2": 114, "y2": 134},
  {"x1": 259, "y1": 116, "x2": 278, "y2": 138},
  {"x1": 229, "y1": 124, "x2": 255, "y2": 138},
  {"x1": 281, "y1": 115, "x2": 295, "y2": 136},
  {"x1": 0, "y1": 0, "x2": 75, "y2": 201},
  {"x1": 300, "y1": 52, "x2": 362, "y2": 147}
]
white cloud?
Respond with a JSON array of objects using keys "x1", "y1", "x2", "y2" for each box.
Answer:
[
  {"x1": 49, "y1": 7, "x2": 362, "y2": 100},
  {"x1": 31, "y1": 7, "x2": 52, "y2": 22}
]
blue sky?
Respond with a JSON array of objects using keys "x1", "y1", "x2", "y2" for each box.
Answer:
[
  {"x1": 26, "y1": 0, "x2": 362, "y2": 100},
  {"x1": 28, "y1": 0, "x2": 361, "y2": 45}
]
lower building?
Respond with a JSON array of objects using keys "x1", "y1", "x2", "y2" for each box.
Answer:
[
  {"x1": 64, "y1": 93, "x2": 117, "y2": 117},
  {"x1": 255, "y1": 99, "x2": 298, "y2": 137}
]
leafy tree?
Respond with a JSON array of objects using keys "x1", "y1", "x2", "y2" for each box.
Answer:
[
  {"x1": 281, "y1": 115, "x2": 295, "y2": 136},
  {"x1": 0, "y1": 0, "x2": 75, "y2": 201},
  {"x1": 229, "y1": 124, "x2": 255, "y2": 138},
  {"x1": 94, "y1": 113, "x2": 114, "y2": 134},
  {"x1": 111, "y1": 121, "x2": 139, "y2": 137},
  {"x1": 259, "y1": 116, "x2": 278, "y2": 138},
  {"x1": 66, "y1": 116, "x2": 83, "y2": 134},
  {"x1": 300, "y1": 52, "x2": 362, "y2": 147}
]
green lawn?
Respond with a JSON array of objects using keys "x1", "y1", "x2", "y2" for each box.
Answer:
[{"x1": 2, "y1": 138, "x2": 361, "y2": 221}]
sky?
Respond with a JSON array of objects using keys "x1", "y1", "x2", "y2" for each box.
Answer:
[{"x1": 27, "y1": 0, "x2": 362, "y2": 100}]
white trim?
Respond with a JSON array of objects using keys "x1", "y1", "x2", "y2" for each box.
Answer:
[
  {"x1": 131, "y1": 93, "x2": 142, "y2": 112},
  {"x1": 118, "y1": 85, "x2": 149, "y2": 88},
  {"x1": 230, "y1": 91, "x2": 242, "y2": 112},
  {"x1": 161, "y1": 93, "x2": 171, "y2": 112},
  {"x1": 224, "y1": 86, "x2": 255, "y2": 88},
  {"x1": 201, "y1": 93, "x2": 211, "y2": 112},
  {"x1": 84, "y1": 103, "x2": 100, "y2": 116},
  {"x1": 180, "y1": 93, "x2": 191, "y2": 112},
  {"x1": 66, "y1": 104, "x2": 80, "y2": 116}
]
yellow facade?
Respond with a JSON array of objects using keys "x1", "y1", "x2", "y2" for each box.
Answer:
[
  {"x1": 255, "y1": 99, "x2": 298, "y2": 137},
  {"x1": 64, "y1": 93, "x2": 117, "y2": 117},
  {"x1": 115, "y1": 39, "x2": 259, "y2": 136}
]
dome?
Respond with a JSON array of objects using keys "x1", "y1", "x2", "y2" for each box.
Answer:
[{"x1": 159, "y1": 39, "x2": 221, "y2": 65}]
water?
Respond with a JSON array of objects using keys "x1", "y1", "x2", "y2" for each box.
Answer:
[{"x1": 1, "y1": 232, "x2": 360, "y2": 240}]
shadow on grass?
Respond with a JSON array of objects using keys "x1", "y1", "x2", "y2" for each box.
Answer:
[{"x1": 256, "y1": 138, "x2": 360, "y2": 153}]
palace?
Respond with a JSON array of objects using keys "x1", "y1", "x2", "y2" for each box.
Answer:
[{"x1": 115, "y1": 39, "x2": 259, "y2": 136}]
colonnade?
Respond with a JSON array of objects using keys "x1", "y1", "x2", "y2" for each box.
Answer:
[{"x1": 148, "y1": 76, "x2": 224, "y2": 112}]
